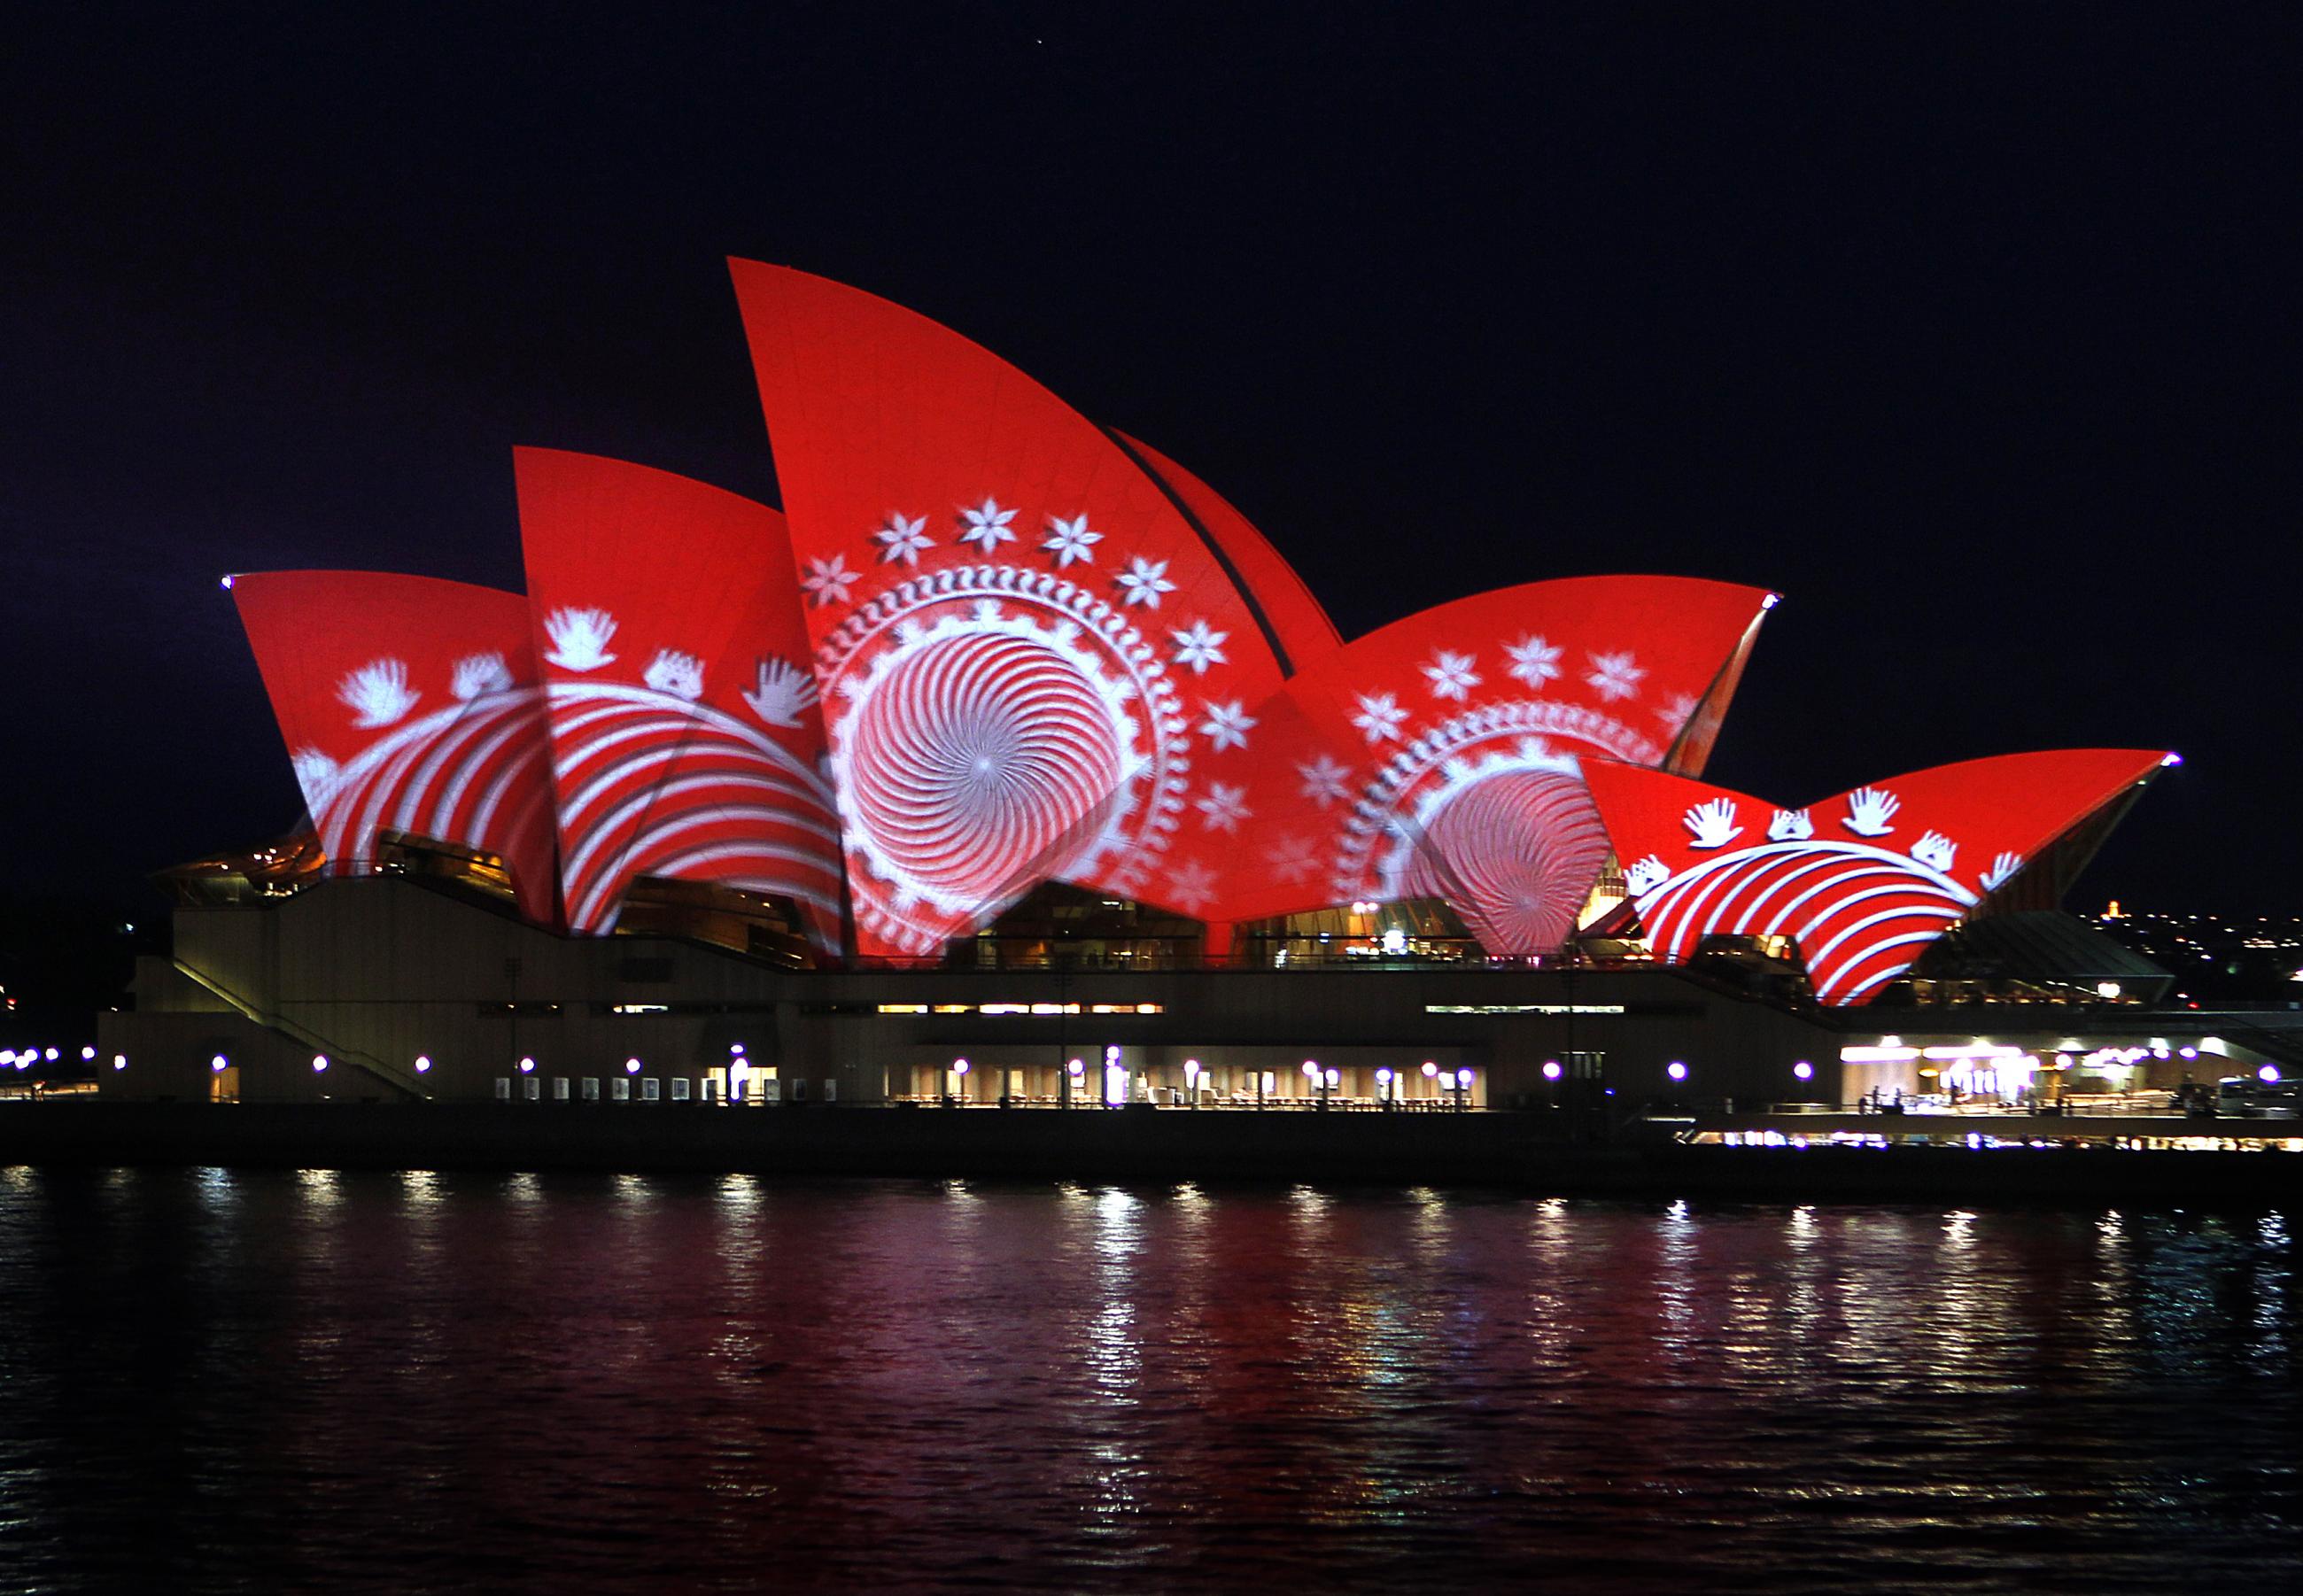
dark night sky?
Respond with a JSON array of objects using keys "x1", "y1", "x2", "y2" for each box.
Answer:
[{"x1": 4, "y1": 3, "x2": 2298, "y2": 918}]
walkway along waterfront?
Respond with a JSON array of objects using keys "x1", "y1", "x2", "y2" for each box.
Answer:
[{"x1": 10, "y1": 1100, "x2": 2303, "y2": 1203}]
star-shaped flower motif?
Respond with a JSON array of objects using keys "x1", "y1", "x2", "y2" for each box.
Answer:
[
  {"x1": 1585, "y1": 649, "x2": 1646, "y2": 701},
  {"x1": 1195, "y1": 780, "x2": 1252, "y2": 833},
  {"x1": 1505, "y1": 633, "x2": 1562, "y2": 688},
  {"x1": 1198, "y1": 699, "x2": 1256, "y2": 752},
  {"x1": 1042, "y1": 514, "x2": 1102, "y2": 568},
  {"x1": 1351, "y1": 691, "x2": 1408, "y2": 745},
  {"x1": 957, "y1": 498, "x2": 1019, "y2": 552},
  {"x1": 1654, "y1": 690, "x2": 1702, "y2": 729},
  {"x1": 801, "y1": 554, "x2": 858, "y2": 608},
  {"x1": 1264, "y1": 833, "x2": 1322, "y2": 885},
  {"x1": 1297, "y1": 753, "x2": 1353, "y2": 807},
  {"x1": 1170, "y1": 618, "x2": 1229, "y2": 675},
  {"x1": 1115, "y1": 555, "x2": 1176, "y2": 608},
  {"x1": 1163, "y1": 857, "x2": 1220, "y2": 914},
  {"x1": 1421, "y1": 647, "x2": 1482, "y2": 701},
  {"x1": 873, "y1": 512, "x2": 932, "y2": 566}
]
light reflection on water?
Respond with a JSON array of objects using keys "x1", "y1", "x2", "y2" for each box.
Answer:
[{"x1": 0, "y1": 1171, "x2": 2299, "y2": 1592}]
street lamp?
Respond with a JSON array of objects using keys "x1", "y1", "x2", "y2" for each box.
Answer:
[
  {"x1": 1376, "y1": 1065, "x2": 1393, "y2": 1108},
  {"x1": 1302, "y1": 1058, "x2": 1322, "y2": 1110},
  {"x1": 1065, "y1": 1055, "x2": 1083, "y2": 1108},
  {"x1": 313, "y1": 1054, "x2": 330, "y2": 1073},
  {"x1": 953, "y1": 1057, "x2": 970, "y2": 1107},
  {"x1": 1183, "y1": 1058, "x2": 1200, "y2": 1107},
  {"x1": 1454, "y1": 1067, "x2": 1472, "y2": 1111},
  {"x1": 1666, "y1": 1060, "x2": 1688, "y2": 1083}
]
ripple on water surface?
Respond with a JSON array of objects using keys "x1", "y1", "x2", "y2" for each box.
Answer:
[{"x1": 1, "y1": 1168, "x2": 2300, "y2": 1593}]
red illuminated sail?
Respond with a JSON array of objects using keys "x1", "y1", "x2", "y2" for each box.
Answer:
[
  {"x1": 1108, "y1": 432, "x2": 1342, "y2": 675},
  {"x1": 513, "y1": 448, "x2": 842, "y2": 949},
  {"x1": 731, "y1": 261, "x2": 1291, "y2": 957},
  {"x1": 229, "y1": 571, "x2": 559, "y2": 924},
  {"x1": 1582, "y1": 749, "x2": 2171, "y2": 1004},
  {"x1": 1224, "y1": 576, "x2": 1777, "y2": 955}
]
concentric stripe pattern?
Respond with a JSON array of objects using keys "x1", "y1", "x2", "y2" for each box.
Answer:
[
  {"x1": 307, "y1": 688, "x2": 557, "y2": 918},
  {"x1": 544, "y1": 683, "x2": 842, "y2": 949},
  {"x1": 1633, "y1": 841, "x2": 1979, "y2": 1004}
]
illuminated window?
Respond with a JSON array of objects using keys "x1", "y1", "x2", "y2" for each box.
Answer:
[{"x1": 875, "y1": 1003, "x2": 928, "y2": 1014}]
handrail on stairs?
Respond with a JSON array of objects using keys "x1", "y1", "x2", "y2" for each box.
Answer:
[{"x1": 172, "y1": 957, "x2": 422, "y2": 1098}]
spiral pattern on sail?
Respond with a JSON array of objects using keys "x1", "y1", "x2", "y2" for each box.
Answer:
[
  {"x1": 842, "y1": 627, "x2": 1128, "y2": 906},
  {"x1": 1636, "y1": 842, "x2": 1973, "y2": 1004},
  {"x1": 1397, "y1": 769, "x2": 1611, "y2": 956}
]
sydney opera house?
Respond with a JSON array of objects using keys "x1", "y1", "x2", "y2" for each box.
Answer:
[{"x1": 98, "y1": 263, "x2": 2214, "y2": 1112}]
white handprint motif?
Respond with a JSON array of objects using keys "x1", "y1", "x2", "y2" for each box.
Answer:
[
  {"x1": 1842, "y1": 786, "x2": 1900, "y2": 836},
  {"x1": 1767, "y1": 808, "x2": 1814, "y2": 841},
  {"x1": 337, "y1": 658, "x2": 419, "y2": 727},
  {"x1": 451, "y1": 652, "x2": 513, "y2": 700},
  {"x1": 291, "y1": 748, "x2": 341, "y2": 802},
  {"x1": 544, "y1": 608, "x2": 618, "y2": 671},
  {"x1": 1979, "y1": 850, "x2": 2022, "y2": 893},
  {"x1": 1625, "y1": 855, "x2": 1672, "y2": 896},
  {"x1": 642, "y1": 650, "x2": 705, "y2": 701},
  {"x1": 1683, "y1": 797, "x2": 1743, "y2": 850},
  {"x1": 742, "y1": 658, "x2": 820, "y2": 728},
  {"x1": 1910, "y1": 830, "x2": 1957, "y2": 872}
]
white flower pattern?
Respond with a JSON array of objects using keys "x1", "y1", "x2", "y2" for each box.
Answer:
[
  {"x1": 1421, "y1": 648, "x2": 1481, "y2": 701},
  {"x1": 1585, "y1": 650, "x2": 1646, "y2": 701},
  {"x1": 1198, "y1": 699, "x2": 1256, "y2": 752},
  {"x1": 873, "y1": 513, "x2": 932, "y2": 566},
  {"x1": 1116, "y1": 555, "x2": 1177, "y2": 609},
  {"x1": 1298, "y1": 754, "x2": 1352, "y2": 807},
  {"x1": 1505, "y1": 634, "x2": 1562, "y2": 688},
  {"x1": 802, "y1": 554, "x2": 858, "y2": 608},
  {"x1": 1170, "y1": 619, "x2": 1229, "y2": 675},
  {"x1": 1042, "y1": 514, "x2": 1102, "y2": 568},
  {"x1": 1351, "y1": 692, "x2": 1408, "y2": 744},
  {"x1": 1195, "y1": 781, "x2": 1252, "y2": 833},
  {"x1": 957, "y1": 499, "x2": 1018, "y2": 551}
]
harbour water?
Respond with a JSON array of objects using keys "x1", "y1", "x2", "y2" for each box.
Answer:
[{"x1": 2, "y1": 1167, "x2": 2299, "y2": 1592}]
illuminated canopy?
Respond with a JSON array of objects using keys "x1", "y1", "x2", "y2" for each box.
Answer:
[{"x1": 220, "y1": 261, "x2": 2169, "y2": 978}]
